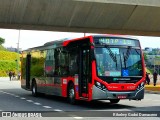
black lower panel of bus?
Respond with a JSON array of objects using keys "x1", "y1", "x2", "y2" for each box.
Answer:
[{"x1": 26, "y1": 54, "x2": 31, "y2": 89}]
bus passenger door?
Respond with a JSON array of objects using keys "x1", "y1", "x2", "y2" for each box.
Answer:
[
  {"x1": 26, "y1": 54, "x2": 31, "y2": 89},
  {"x1": 79, "y1": 49, "x2": 90, "y2": 98}
]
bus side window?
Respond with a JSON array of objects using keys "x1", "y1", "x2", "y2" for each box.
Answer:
[
  {"x1": 45, "y1": 49, "x2": 55, "y2": 77},
  {"x1": 54, "y1": 49, "x2": 59, "y2": 76},
  {"x1": 54, "y1": 48, "x2": 69, "y2": 76},
  {"x1": 69, "y1": 53, "x2": 78, "y2": 75},
  {"x1": 59, "y1": 51, "x2": 69, "y2": 76}
]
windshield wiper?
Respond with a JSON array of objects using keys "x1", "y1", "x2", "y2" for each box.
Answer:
[
  {"x1": 124, "y1": 46, "x2": 131, "y2": 61},
  {"x1": 123, "y1": 46, "x2": 132, "y2": 69},
  {"x1": 105, "y1": 45, "x2": 117, "y2": 69}
]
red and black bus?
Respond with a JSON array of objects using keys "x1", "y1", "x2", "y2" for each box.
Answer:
[{"x1": 21, "y1": 35, "x2": 145, "y2": 104}]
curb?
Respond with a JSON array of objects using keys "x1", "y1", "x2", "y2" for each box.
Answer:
[
  {"x1": 145, "y1": 85, "x2": 160, "y2": 93},
  {"x1": 145, "y1": 90, "x2": 160, "y2": 94}
]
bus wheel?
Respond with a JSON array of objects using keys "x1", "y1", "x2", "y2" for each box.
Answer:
[
  {"x1": 68, "y1": 83, "x2": 76, "y2": 104},
  {"x1": 110, "y1": 99, "x2": 120, "y2": 104},
  {"x1": 32, "y1": 81, "x2": 38, "y2": 97}
]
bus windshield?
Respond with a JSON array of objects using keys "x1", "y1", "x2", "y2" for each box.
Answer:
[{"x1": 95, "y1": 47, "x2": 142, "y2": 77}]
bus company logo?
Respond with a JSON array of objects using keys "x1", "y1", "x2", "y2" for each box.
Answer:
[{"x1": 108, "y1": 86, "x2": 118, "y2": 89}]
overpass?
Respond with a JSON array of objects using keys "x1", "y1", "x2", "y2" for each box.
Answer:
[{"x1": 0, "y1": 0, "x2": 160, "y2": 36}]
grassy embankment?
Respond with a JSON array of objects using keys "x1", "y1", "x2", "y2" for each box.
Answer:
[{"x1": 0, "y1": 45, "x2": 20, "y2": 76}]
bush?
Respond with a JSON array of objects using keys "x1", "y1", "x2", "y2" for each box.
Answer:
[
  {"x1": 0, "y1": 45, "x2": 7, "y2": 51},
  {"x1": 0, "y1": 51, "x2": 19, "y2": 60},
  {"x1": 0, "y1": 50, "x2": 20, "y2": 76},
  {"x1": 0, "y1": 60, "x2": 17, "y2": 76},
  {"x1": 0, "y1": 70, "x2": 8, "y2": 76}
]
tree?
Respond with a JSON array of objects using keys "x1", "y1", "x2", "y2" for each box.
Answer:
[
  {"x1": 0, "y1": 37, "x2": 5, "y2": 45},
  {"x1": 143, "y1": 53, "x2": 148, "y2": 62}
]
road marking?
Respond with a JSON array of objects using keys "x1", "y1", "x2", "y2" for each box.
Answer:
[
  {"x1": 8, "y1": 93, "x2": 15, "y2": 96},
  {"x1": 1, "y1": 91, "x2": 8, "y2": 94},
  {"x1": 3, "y1": 92, "x2": 15, "y2": 96},
  {"x1": 0, "y1": 91, "x2": 15, "y2": 96},
  {"x1": 54, "y1": 109, "x2": 63, "y2": 112},
  {"x1": 43, "y1": 106, "x2": 52, "y2": 109},
  {"x1": 69, "y1": 114, "x2": 83, "y2": 119},
  {"x1": 14, "y1": 95, "x2": 20, "y2": 98},
  {"x1": 73, "y1": 117, "x2": 83, "y2": 119},
  {"x1": 26, "y1": 100, "x2": 33, "y2": 102},
  {"x1": 20, "y1": 97, "x2": 26, "y2": 100},
  {"x1": 34, "y1": 102, "x2": 41, "y2": 105}
]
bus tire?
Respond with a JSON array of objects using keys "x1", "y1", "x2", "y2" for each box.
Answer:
[
  {"x1": 68, "y1": 83, "x2": 76, "y2": 104},
  {"x1": 32, "y1": 81, "x2": 38, "y2": 97},
  {"x1": 110, "y1": 99, "x2": 120, "y2": 104}
]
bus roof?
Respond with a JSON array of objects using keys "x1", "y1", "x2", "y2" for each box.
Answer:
[
  {"x1": 62, "y1": 35, "x2": 139, "y2": 46},
  {"x1": 23, "y1": 35, "x2": 139, "y2": 52}
]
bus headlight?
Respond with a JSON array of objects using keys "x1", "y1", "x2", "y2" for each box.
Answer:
[
  {"x1": 95, "y1": 81, "x2": 101, "y2": 87},
  {"x1": 95, "y1": 81, "x2": 107, "y2": 91}
]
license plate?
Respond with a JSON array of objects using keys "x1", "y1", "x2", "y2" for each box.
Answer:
[{"x1": 117, "y1": 95, "x2": 127, "y2": 99}]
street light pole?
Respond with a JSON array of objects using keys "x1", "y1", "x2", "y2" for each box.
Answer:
[
  {"x1": 154, "y1": 58, "x2": 155, "y2": 72},
  {"x1": 17, "y1": 29, "x2": 20, "y2": 79}
]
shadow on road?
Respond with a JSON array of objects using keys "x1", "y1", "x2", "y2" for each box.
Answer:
[
  {"x1": 1, "y1": 88, "x2": 160, "y2": 115},
  {"x1": 29, "y1": 93, "x2": 136, "y2": 110},
  {"x1": 1, "y1": 88, "x2": 153, "y2": 111}
]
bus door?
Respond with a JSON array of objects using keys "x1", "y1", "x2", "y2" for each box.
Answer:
[
  {"x1": 26, "y1": 54, "x2": 31, "y2": 89},
  {"x1": 79, "y1": 49, "x2": 90, "y2": 98}
]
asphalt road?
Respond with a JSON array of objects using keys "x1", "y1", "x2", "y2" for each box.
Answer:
[{"x1": 0, "y1": 77, "x2": 160, "y2": 120}]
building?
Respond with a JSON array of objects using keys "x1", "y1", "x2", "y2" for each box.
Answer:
[{"x1": 6, "y1": 47, "x2": 22, "y2": 53}]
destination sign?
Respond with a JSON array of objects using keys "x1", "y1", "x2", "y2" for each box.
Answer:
[{"x1": 94, "y1": 37, "x2": 140, "y2": 47}]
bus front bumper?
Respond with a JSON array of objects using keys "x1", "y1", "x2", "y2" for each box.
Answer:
[{"x1": 92, "y1": 85, "x2": 144, "y2": 100}]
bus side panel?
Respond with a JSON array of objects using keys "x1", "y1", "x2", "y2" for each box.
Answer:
[
  {"x1": 47, "y1": 77, "x2": 62, "y2": 96},
  {"x1": 62, "y1": 77, "x2": 79, "y2": 99},
  {"x1": 61, "y1": 76, "x2": 79, "y2": 99},
  {"x1": 36, "y1": 77, "x2": 46, "y2": 93},
  {"x1": 30, "y1": 50, "x2": 46, "y2": 93},
  {"x1": 61, "y1": 77, "x2": 68, "y2": 97},
  {"x1": 89, "y1": 60, "x2": 97, "y2": 101},
  {"x1": 36, "y1": 77, "x2": 74, "y2": 97}
]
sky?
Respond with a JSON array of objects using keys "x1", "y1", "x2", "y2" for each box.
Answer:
[{"x1": 0, "y1": 29, "x2": 160, "y2": 50}]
